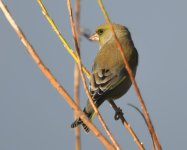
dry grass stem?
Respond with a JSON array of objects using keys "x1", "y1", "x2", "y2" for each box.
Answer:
[
  {"x1": 73, "y1": 0, "x2": 81, "y2": 150},
  {"x1": 98, "y1": 0, "x2": 162, "y2": 149},
  {"x1": 37, "y1": 0, "x2": 143, "y2": 149},
  {"x1": 74, "y1": 64, "x2": 81, "y2": 150},
  {"x1": 67, "y1": 0, "x2": 120, "y2": 149},
  {"x1": 1, "y1": 0, "x2": 162, "y2": 149},
  {"x1": 0, "y1": 1, "x2": 114, "y2": 149},
  {"x1": 109, "y1": 100, "x2": 145, "y2": 150},
  {"x1": 37, "y1": 0, "x2": 90, "y2": 79},
  {"x1": 128, "y1": 104, "x2": 156, "y2": 150}
]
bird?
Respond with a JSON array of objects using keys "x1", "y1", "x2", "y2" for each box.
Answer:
[{"x1": 71, "y1": 23, "x2": 138, "y2": 132}]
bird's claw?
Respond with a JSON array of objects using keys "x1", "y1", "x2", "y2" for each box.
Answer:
[{"x1": 114, "y1": 107, "x2": 123, "y2": 120}]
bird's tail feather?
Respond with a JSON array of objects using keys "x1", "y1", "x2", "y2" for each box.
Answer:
[
  {"x1": 71, "y1": 117, "x2": 91, "y2": 133},
  {"x1": 71, "y1": 109, "x2": 93, "y2": 133},
  {"x1": 71, "y1": 118, "x2": 83, "y2": 128}
]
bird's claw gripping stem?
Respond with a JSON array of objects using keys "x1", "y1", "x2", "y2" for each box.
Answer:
[{"x1": 114, "y1": 107, "x2": 123, "y2": 120}]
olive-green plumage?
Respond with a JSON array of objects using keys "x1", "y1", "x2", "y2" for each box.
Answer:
[{"x1": 71, "y1": 23, "x2": 138, "y2": 132}]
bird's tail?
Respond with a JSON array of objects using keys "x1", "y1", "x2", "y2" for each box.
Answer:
[{"x1": 71, "y1": 109, "x2": 93, "y2": 133}]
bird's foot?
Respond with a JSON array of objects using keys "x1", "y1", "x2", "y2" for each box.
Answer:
[{"x1": 114, "y1": 107, "x2": 123, "y2": 120}]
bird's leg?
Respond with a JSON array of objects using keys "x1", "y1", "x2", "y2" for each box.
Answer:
[
  {"x1": 114, "y1": 107, "x2": 123, "y2": 120},
  {"x1": 108, "y1": 100, "x2": 124, "y2": 120}
]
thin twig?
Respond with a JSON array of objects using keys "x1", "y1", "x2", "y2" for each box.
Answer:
[
  {"x1": 97, "y1": 0, "x2": 162, "y2": 150},
  {"x1": 67, "y1": 0, "x2": 120, "y2": 149},
  {"x1": 127, "y1": 103, "x2": 156, "y2": 150},
  {"x1": 36, "y1": 0, "x2": 147, "y2": 149},
  {"x1": 109, "y1": 100, "x2": 145, "y2": 150},
  {"x1": 0, "y1": 1, "x2": 114, "y2": 149},
  {"x1": 74, "y1": 64, "x2": 81, "y2": 150},
  {"x1": 37, "y1": 0, "x2": 90, "y2": 79},
  {"x1": 73, "y1": 0, "x2": 81, "y2": 149}
]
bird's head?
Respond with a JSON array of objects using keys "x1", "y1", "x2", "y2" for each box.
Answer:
[{"x1": 89, "y1": 23, "x2": 129, "y2": 47}]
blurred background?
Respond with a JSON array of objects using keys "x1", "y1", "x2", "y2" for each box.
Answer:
[{"x1": 0, "y1": 0, "x2": 187, "y2": 149}]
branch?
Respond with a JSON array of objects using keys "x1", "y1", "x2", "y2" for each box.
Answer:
[
  {"x1": 36, "y1": 0, "x2": 148, "y2": 149},
  {"x1": 127, "y1": 103, "x2": 156, "y2": 150},
  {"x1": 73, "y1": 0, "x2": 81, "y2": 150},
  {"x1": 37, "y1": 0, "x2": 90, "y2": 79},
  {"x1": 108, "y1": 100, "x2": 145, "y2": 150},
  {"x1": 67, "y1": 0, "x2": 120, "y2": 149},
  {"x1": 0, "y1": 1, "x2": 114, "y2": 149},
  {"x1": 98, "y1": 0, "x2": 162, "y2": 150}
]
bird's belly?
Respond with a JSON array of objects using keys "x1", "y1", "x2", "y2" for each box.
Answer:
[{"x1": 105, "y1": 76, "x2": 132, "y2": 100}]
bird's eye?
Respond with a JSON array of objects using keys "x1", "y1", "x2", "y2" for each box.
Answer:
[{"x1": 97, "y1": 29, "x2": 104, "y2": 35}]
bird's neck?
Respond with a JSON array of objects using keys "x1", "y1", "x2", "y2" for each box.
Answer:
[{"x1": 100, "y1": 35, "x2": 131, "y2": 48}]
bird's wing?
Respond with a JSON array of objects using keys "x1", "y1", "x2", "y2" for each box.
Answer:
[{"x1": 89, "y1": 67, "x2": 126, "y2": 105}]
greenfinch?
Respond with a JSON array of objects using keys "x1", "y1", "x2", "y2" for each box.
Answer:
[{"x1": 71, "y1": 23, "x2": 138, "y2": 132}]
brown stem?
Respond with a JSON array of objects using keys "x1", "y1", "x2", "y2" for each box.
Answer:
[
  {"x1": 67, "y1": 0, "x2": 120, "y2": 149},
  {"x1": 108, "y1": 100, "x2": 145, "y2": 150},
  {"x1": 73, "y1": 0, "x2": 81, "y2": 150},
  {"x1": 98, "y1": 0, "x2": 162, "y2": 149},
  {"x1": 127, "y1": 104, "x2": 156, "y2": 150},
  {"x1": 0, "y1": 1, "x2": 114, "y2": 149},
  {"x1": 74, "y1": 63, "x2": 81, "y2": 150}
]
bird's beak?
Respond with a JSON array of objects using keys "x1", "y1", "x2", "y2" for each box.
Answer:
[{"x1": 89, "y1": 33, "x2": 99, "y2": 41}]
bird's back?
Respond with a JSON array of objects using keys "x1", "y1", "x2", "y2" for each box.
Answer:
[{"x1": 92, "y1": 37, "x2": 138, "y2": 73}]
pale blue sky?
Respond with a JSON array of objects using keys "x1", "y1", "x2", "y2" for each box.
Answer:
[{"x1": 1, "y1": 0, "x2": 187, "y2": 149}]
